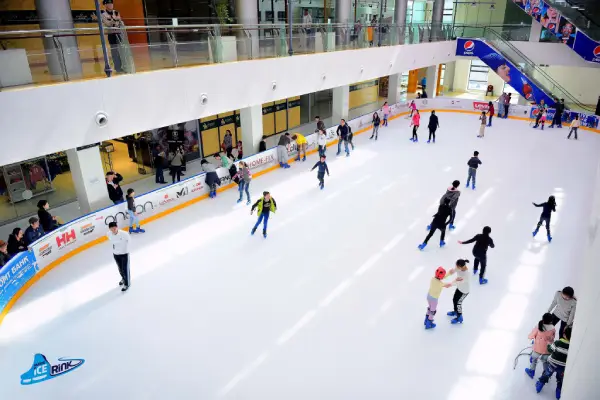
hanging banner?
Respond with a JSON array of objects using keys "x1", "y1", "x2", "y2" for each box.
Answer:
[
  {"x1": 456, "y1": 38, "x2": 555, "y2": 107},
  {"x1": 530, "y1": 106, "x2": 599, "y2": 128},
  {"x1": 573, "y1": 32, "x2": 600, "y2": 64},
  {"x1": 510, "y1": 0, "x2": 561, "y2": 34}
]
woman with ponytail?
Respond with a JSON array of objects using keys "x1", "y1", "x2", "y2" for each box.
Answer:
[
  {"x1": 446, "y1": 259, "x2": 470, "y2": 324},
  {"x1": 525, "y1": 313, "x2": 556, "y2": 379}
]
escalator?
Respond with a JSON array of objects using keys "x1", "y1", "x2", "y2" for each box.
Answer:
[
  {"x1": 508, "y1": 0, "x2": 600, "y2": 63},
  {"x1": 457, "y1": 28, "x2": 596, "y2": 114}
]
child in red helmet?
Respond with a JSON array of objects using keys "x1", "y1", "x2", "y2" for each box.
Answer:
[{"x1": 425, "y1": 266, "x2": 461, "y2": 330}]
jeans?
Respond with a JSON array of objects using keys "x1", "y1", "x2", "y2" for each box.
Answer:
[
  {"x1": 371, "y1": 125, "x2": 379, "y2": 138},
  {"x1": 567, "y1": 127, "x2": 578, "y2": 139},
  {"x1": 127, "y1": 210, "x2": 140, "y2": 228},
  {"x1": 113, "y1": 253, "x2": 130, "y2": 286},
  {"x1": 504, "y1": 104, "x2": 510, "y2": 118},
  {"x1": 337, "y1": 138, "x2": 349, "y2": 154},
  {"x1": 107, "y1": 33, "x2": 123, "y2": 72},
  {"x1": 453, "y1": 289, "x2": 469, "y2": 317},
  {"x1": 529, "y1": 351, "x2": 549, "y2": 373},
  {"x1": 536, "y1": 215, "x2": 551, "y2": 236},
  {"x1": 473, "y1": 253, "x2": 487, "y2": 279},
  {"x1": 253, "y1": 212, "x2": 270, "y2": 232},
  {"x1": 155, "y1": 166, "x2": 165, "y2": 183},
  {"x1": 171, "y1": 165, "x2": 182, "y2": 183},
  {"x1": 423, "y1": 221, "x2": 446, "y2": 244},
  {"x1": 317, "y1": 172, "x2": 325, "y2": 187},
  {"x1": 383, "y1": 114, "x2": 389, "y2": 126},
  {"x1": 238, "y1": 180, "x2": 251, "y2": 202},
  {"x1": 487, "y1": 115, "x2": 493, "y2": 127},
  {"x1": 498, "y1": 103, "x2": 505, "y2": 117},
  {"x1": 467, "y1": 167, "x2": 477, "y2": 187},
  {"x1": 538, "y1": 363, "x2": 565, "y2": 391},
  {"x1": 318, "y1": 145, "x2": 326, "y2": 157}
]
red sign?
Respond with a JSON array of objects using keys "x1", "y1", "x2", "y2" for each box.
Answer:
[
  {"x1": 56, "y1": 229, "x2": 76, "y2": 249},
  {"x1": 473, "y1": 101, "x2": 490, "y2": 111}
]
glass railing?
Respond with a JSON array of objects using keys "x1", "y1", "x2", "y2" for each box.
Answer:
[{"x1": 481, "y1": 27, "x2": 594, "y2": 112}]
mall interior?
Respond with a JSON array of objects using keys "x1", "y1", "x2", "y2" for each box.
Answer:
[{"x1": 1, "y1": 0, "x2": 600, "y2": 397}]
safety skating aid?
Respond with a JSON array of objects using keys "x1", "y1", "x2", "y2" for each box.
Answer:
[
  {"x1": 451, "y1": 315, "x2": 464, "y2": 324},
  {"x1": 425, "y1": 319, "x2": 436, "y2": 329},
  {"x1": 535, "y1": 381, "x2": 545, "y2": 393},
  {"x1": 532, "y1": 229, "x2": 539, "y2": 237},
  {"x1": 479, "y1": 277, "x2": 488, "y2": 285},
  {"x1": 418, "y1": 243, "x2": 427, "y2": 251},
  {"x1": 439, "y1": 240, "x2": 446, "y2": 248},
  {"x1": 447, "y1": 311, "x2": 457, "y2": 316},
  {"x1": 525, "y1": 368, "x2": 535, "y2": 379}
]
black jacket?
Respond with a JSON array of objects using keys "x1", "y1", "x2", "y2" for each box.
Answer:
[
  {"x1": 259, "y1": 140, "x2": 267, "y2": 152},
  {"x1": 38, "y1": 208, "x2": 57, "y2": 232},
  {"x1": 431, "y1": 204, "x2": 452, "y2": 226},
  {"x1": 463, "y1": 234, "x2": 495, "y2": 257},
  {"x1": 534, "y1": 201, "x2": 556, "y2": 218},
  {"x1": 7, "y1": 235, "x2": 27, "y2": 256},
  {"x1": 468, "y1": 157, "x2": 482, "y2": 169},
  {"x1": 106, "y1": 174, "x2": 124, "y2": 203},
  {"x1": 428, "y1": 114, "x2": 439, "y2": 130},
  {"x1": 337, "y1": 124, "x2": 349, "y2": 139},
  {"x1": 373, "y1": 116, "x2": 381, "y2": 126},
  {"x1": 0, "y1": 251, "x2": 9, "y2": 267}
]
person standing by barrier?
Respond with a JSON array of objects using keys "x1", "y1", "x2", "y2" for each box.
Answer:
[
  {"x1": 370, "y1": 112, "x2": 381, "y2": 140},
  {"x1": 428, "y1": 110, "x2": 439, "y2": 143},
  {"x1": 410, "y1": 110, "x2": 420, "y2": 142},
  {"x1": 106, "y1": 171, "x2": 124, "y2": 205},
  {"x1": 503, "y1": 93, "x2": 511, "y2": 118},
  {"x1": 336, "y1": 119, "x2": 350, "y2": 157},
  {"x1": 567, "y1": 115, "x2": 580, "y2": 140},
  {"x1": 550, "y1": 98, "x2": 564, "y2": 128},
  {"x1": 126, "y1": 189, "x2": 145, "y2": 234},
  {"x1": 7, "y1": 228, "x2": 27, "y2": 257},
  {"x1": 317, "y1": 129, "x2": 327, "y2": 157},
  {"x1": 251, "y1": 192, "x2": 277, "y2": 238},
  {"x1": 259, "y1": 135, "x2": 267, "y2": 153},
  {"x1": 315, "y1": 116, "x2": 325, "y2": 132},
  {"x1": 311, "y1": 155, "x2": 330, "y2": 190},
  {"x1": 153, "y1": 145, "x2": 167, "y2": 184},
  {"x1": 107, "y1": 221, "x2": 131, "y2": 292},
  {"x1": 201, "y1": 159, "x2": 221, "y2": 198},
  {"x1": 101, "y1": 0, "x2": 124, "y2": 73},
  {"x1": 277, "y1": 133, "x2": 291, "y2": 168},
  {"x1": 497, "y1": 93, "x2": 506, "y2": 119},
  {"x1": 487, "y1": 102, "x2": 495, "y2": 127},
  {"x1": 382, "y1": 102, "x2": 390, "y2": 126},
  {"x1": 168, "y1": 148, "x2": 184, "y2": 184},
  {"x1": 547, "y1": 286, "x2": 576, "y2": 339},
  {"x1": 292, "y1": 133, "x2": 307, "y2": 162},
  {"x1": 466, "y1": 151, "x2": 482, "y2": 190},
  {"x1": 234, "y1": 161, "x2": 252, "y2": 205}
]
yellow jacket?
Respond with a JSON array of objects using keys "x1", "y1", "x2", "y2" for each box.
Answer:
[{"x1": 294, "y1": 134, "x2": 307, "y2": 145}]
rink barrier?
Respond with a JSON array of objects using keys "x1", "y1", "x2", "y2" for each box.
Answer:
[{"x1": 1, "y1": 97, "x2": 599, "y2": 326}]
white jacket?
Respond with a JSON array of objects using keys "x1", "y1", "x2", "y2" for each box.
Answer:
[{"x1": 317, "y1": 133, "x2": 327, "y2": 146}]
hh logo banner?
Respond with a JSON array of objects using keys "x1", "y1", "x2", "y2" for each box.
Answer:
[
  {"x1": 21, "y1": 353, "x2": 85, "y2": 385},
  {"x1": 56, "y1": 228, "x2": 77, "y2": 249},
  {"x1": 0, "y1": 251, "x2": 39, "y2": 314}
]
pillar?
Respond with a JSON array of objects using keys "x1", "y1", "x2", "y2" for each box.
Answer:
[
  {"x1": 35, "y1": 0, "x2": 83, "y2": 79},
  {"x1": 240, "y1": 105, "x2": 264, "y2": 157},
  {"x1": 332, "y1": 85, "x2": 350, "y2": 124},
  {"x1": 66, "y1": 145, "x2": 110, "y2": 215},
  {"x1": 335, "y1": 0, "x2": 352, "y2": 46},
  {"x1": 388, "y1": 74, "x2": 402, "y2": 104},
  {"x1": 529, "y1": 19, "x2": 543, "y2": 42},
  {"x1": 426, "y1": 65, "x2": 439, "y2": 98},
  {"x1": 395, "y1": 0, "x2": 409, "y2": 44},
  {"x1": 235, "y1": 0, "x2": 259, "y2": 59},
  {"x1": 443, "y1": 61, "x2": 456, "y2": 92},
  {"x1": 431, "y1": 0, "x2": 444, "y2": 41}
]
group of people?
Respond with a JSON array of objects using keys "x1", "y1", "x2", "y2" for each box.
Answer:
[
  {"x1": 0, "y1": 200, "x2": 61, "y2": 267},
  {"x1": 531, "y1": 98, "x2": 580, "y2": 140},
  {"x1": 405, "y1": 100, "x2": 441, "y2": 143},
  {"x1": 152, "y1": 145, "x2": 189, "y2": 185}
]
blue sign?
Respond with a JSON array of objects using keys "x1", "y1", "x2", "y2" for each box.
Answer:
[
  {"x1": 0, "y1": 251, "x2": 39, "y2": 315},
  {"x1": 573, "y1": 32, "x2": 600, "y2": 64},
  {"x1": 456, "y1": 38, "x2": 555, "y2": 107},
  {"x1": 530, "y1": 106, "x2": 599, "y2": 128},
  {"x1": 21, "y1": 353, "x2": 85, "y2": 385}
]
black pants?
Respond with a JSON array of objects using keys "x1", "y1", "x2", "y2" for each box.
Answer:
[
  {"x1": 567, "y1": 127, "x2": 578, "y2": 139},
  {"x1": 155, "y1": 166, "x2": 165, "y2": 183},
  {"x1": 551, "y1": 113, "x2": 562, "y2": 127},
  {"x1": 107, "y1": 33, "x2": 123, "y2": 72},
  {"x1": 171, "y1": 166, "x2": 182, "y2": 183},
  {"x1": 551, "y1": 314, "x2": 567, "y2": 338},
  {"x1": 226, "y1": 146, "x2": 233, "y2": 159},
  {"x1": 453, "y1": 289, "x2": 469, "y2": 316},
  {"x1": 536, "y1": 215, "x2": 551, "y2": 236},
  {"x1": 424, "y1": 221, "x2": 446, "y2": 244},
  {"x1": 428, "y1": 128, "x2": 436, "y2": 141},
  {"x1": 317, "y1": 172, "x2": 325, "y2": 187},
  {"x1": 504, "y1": 104, "x2": 510, "y2": 117},
  {"x1": 412, "y1": 125, "x2": 418, "y2": 140},
  {"x1": 114, "y1": 253, "x2": 130, "y2": 286},
  {"x1": 473, "y1": 253, "x2": 487, "y2": 279},
  {"x1": 449, "y1": 209, "x2": 456, "y2": 226}
]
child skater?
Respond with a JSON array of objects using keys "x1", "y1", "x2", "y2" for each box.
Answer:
[
  {"x1": 370, "y1": 112, "x2": 381, "y2": 140},
  {"x1": 419, "y1": 198, "x2": 452, "y2": 250},
  {"x1": 250, "y1": 191, "x2": 277, "y2": 238},
  {"x1": 126, "y1": 189, "x2": 145, "y2": 233},
  {"x1": 382, "y1": 101, "x2": 390, "y2": 126},
  {"x1": 440, "y1": 180, "x2": 461, "y2": 230},
  {"x1": 535, "y1": 327, "x2": 571, "y2": 399},
  {"x1": 317, "y1": 129, "x2": 327, "y2": 157},
  {"x1": 477, "y1": 111, "x2": 487, "y2": 138},
  {"x1": 532, "y1": 195, "x2": 556, "y2": 242},
  {"x1": 567, "y1": 115, "x2": 579, "y2": 140},
  {"x1": 311, "y1": 155, "x2": 330, "y2": 190},
  {"x1": 410, "y1": 109, "x2": 420, "y2": 142},
  {"x1": 424, "y1": 266, "x2": 456, "y2": 330},
  {"x1": 408, "y1": 100, "x2": 417, "y2": 118},
  {"x1": 446, "y1": 259, "x2": 470, "y2": 324},
  {"x1": 525, "y1": 313, "x2": 556, "y2": 379},
  {"x1": 466, "y1": 151, "x2": 482, "y2": 190},
  {"x1": 458, "y1": 226, "x2": 495, "y2": 285}
]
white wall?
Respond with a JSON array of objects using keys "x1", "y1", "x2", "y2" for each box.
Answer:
[
  {"x1": 0, "y1": 41, "x2": 458, "y2": 166},
  {"x1": 452, "y1": 58, "x2": 473, "y2": 92},
  {"x1": 533, "y1": 66, "x2": 600, "y2": 105},
  {"x1": 511, "y1": 42, "x2": 600, "y2": 69}
]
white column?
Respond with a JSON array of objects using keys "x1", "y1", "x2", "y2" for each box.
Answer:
[
  {"x1": 235, "y1": 0, "x2": 259, "y2": 59},
  {"x1": 426, "y1": 65, "x2": 439, "y2": 98},
  {"x1": 529, "y1": 19, "x2": 543, "y2": 42},
  {"x1": 388, "y1": 74, "x2": 402, "y2": 104},
  {"x1": 443, "y1": 61, "x2": 456, "y2": 92},
  {"x1": 240, "y1": 105, "x2": 264, "y2": 157},
  {"x1": 66, "y1": 145, "x2": 110, "y2": 215},
  {"x1": 395, "y1": 0, "x2": 409, "y2": 44},
  {"x1": 332, "y1": 85, "x2": 350, "y2": 123}
]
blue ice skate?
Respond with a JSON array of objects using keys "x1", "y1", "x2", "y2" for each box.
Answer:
[
  {"x1": 525, "y1": 368, "x2": 535, "y2": 379},
  {"x1": 472, "y1": 185, "x2": 476, "y2": 190},
  {"x1": 548, "y1": 234, "x2": 552, "y2": 243},
  {"x1": 251, "y1": 227, "x2": 256, "y2": 236},
  {"x1": 237, "y1": 198, "x2": 243, "y2": 204},
  {"x1": 466, "y1": 182, "x2": 470, "y2": 188},
  {"x1": 535, "y1": 380, "x2": 545, "y2": 393},
  {"x1": 473, "y1": 268, "x2": 478, "y2": 275},
  {"x1": 532, "y1": 228, "x2": 539, "y2": 237},
  {"x1": 247, "y1": 200, "x2": 251, "y2": 205},
  {"x1": 426, "y1": 225, "x2": 431, "y2": 230},
  {"x1": 418, "y1": 243, "x2": 427, "y2": 251},
  {"x1": 263, "y1": 230, "x2": 267, "y2": 238},
  {"x1": 425, "y1": 319, "x2": 436, "y2": 330},
  {"x1": 439, "y1": 240, "x2": 446, "y2": 248},
  {"x1": 451, "y1": 315, "x2": 463, "y2": 324},
  {"x1": 447, "y1": 311, "x2": 457, "y2": 317},
  {"x1": 556, "y1": 387, "x2": 561, "y2": 399},
  {"x1": 449, "y1": 224, "x2": 456, "y2": 230},
  {"x1": 134, "y1": 227, "x2": 146, "y2": 233},
  {"x1": 479, "y1": 277, "x2": 488, "y2": 285}
]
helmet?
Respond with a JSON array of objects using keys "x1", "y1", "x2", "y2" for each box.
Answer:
[{"x1": 435, "y1": 267, "x2": 446, "y2": 280}]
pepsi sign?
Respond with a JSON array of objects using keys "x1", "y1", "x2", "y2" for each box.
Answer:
[{"x1": 463, "y1": 40, "x2": 475, "y2": 55}]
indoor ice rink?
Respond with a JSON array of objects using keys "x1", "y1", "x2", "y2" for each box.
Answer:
[{"x1": 1, "y1": 111, "x2": 598, "y2": 400}]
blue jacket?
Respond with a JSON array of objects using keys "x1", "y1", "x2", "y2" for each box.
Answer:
[
  {"x1": 24, "y1": 226, "x2": 45, "y2": 246},
  {"x1": 311, "y1": 161, "x2": 330, "y2": 176}
]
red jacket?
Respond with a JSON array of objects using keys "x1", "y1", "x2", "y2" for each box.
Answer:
[{"x1": 489, "y1": 104, "x2": 495, "y2": 115}]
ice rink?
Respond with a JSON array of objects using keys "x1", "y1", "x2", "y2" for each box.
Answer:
[{"x1": 1, "y1": 112, "x2": 599, "y2": 399}]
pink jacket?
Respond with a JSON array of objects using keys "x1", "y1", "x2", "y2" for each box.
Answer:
[
  {"x1": 382, "y1": 105, "x2": 390, "y2": 115},
  {"x1": 411, "y1": 113, "x2": 420, "y2": 126},
  {"x1": 410, "y1": 102, "x2": 417, "y2": 110},
  {"x1": 528, "y1": 326, "x2": 556, "y2": 354}
]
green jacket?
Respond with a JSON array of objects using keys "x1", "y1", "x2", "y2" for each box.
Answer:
[{"x1": 252, "y1": 197, "x2": 277, "y2": 216}]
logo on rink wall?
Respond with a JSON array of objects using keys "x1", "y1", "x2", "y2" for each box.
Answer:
[
  {"x1": 134, "y1": 201, "x2": 156, "y2": 215},
  {"x1": 38, "y1": 243, "x2": 52, "y2": 258},
  {"x1": 0, "y1": 252, "x2": 39, "y2": 314},
  {"x1": 190, "y1": 180, "x2": 204, "y2": 193},
  {"x1": 159, "y1": 193, "x2": 176, "y2": 207},
  {"x1": 104, "y1": 211, "x2": 128, "y2": 226},
  {"x1": 473, "y1": 101, "x2": 489, "y2": 111},
  {"x1": 80, "y1": 223, "x2": 95, "y2": 236},
  {"x1": 55, "y1": 229, "x2": 76, "y2": 249},
  {"x1": 176, "y1": 187, "x2": 188, "y2": 198},
  {"x1": 20, "y1": 354, "x2": 85, "y2": 385}
]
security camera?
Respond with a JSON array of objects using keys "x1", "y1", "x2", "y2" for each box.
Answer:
[
  {"x1": 272, "y1": 81, "x2": 277, "y2": 90},
  {"x1": 95, "y1": 112, "x2": 108, "y2": 127},
  {"x1": 200, "y1": 93, "x2": 208, "y2": 105}
]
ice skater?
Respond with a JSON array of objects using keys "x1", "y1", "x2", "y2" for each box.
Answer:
[
  {"x1": 424, "y1": 266, "x2": 455, "y2": 330},
  {"x1": 427, "y1": 110, "x2": 439, "y2": 143},
  {"x1": 311, "y1": 155, "x2": 330, "y2": 190},
  {"x1": 370, "y1": 112, "x2": 381, "y2": 140},
  {"x1": 487, "y1": 102, "x2": 495, "y2": 127},
  {"x1": 317, "y1": 129, "x2": 327, "y2": 157},
  {"x1": 458, "y1": 226, "x2": 495, "y2": 285},
  {"x1": 477, "y1": 111, "x2": 487, "y2": 138},
  {"x1": 251, "y1": 191, "x2": 277, "y2": 238},
  {"x1": 525, "y1": 313, "x2": 556, "y2": 379},
  {"x1": 277, "y1": 133, "x2": 292, "y2": 168},
  {"x1": 419, "y1": 198, "x2": 452, "y2": 250},
  {"x1": 535, "y1": 327, "x2": 571, "y2": 399},
  {"x1": 408, "y1": 100, "x2": 416, "y2": 118},
  {"x1": 347, "y1": 125, "x2": 355, "y2": 150},
  {"x1": 201, "y1": 159, "x2": 221, "y2": 198},
  {"x1": 567, "y1": 115, "x2": 579, "y2": 140},
  {"x1": 126, "y1": 189, "x2": 145, "y2": 233},
  {"x1": 410, "y1": 109, "x2": 420, "y2": 142},
  {"x1": 440, "y1": 180, "x2": 461, "y2": 230},
  {"x1": 466, "y1": 151, "x2": 482, "y2": 190},
  {"x1": 233, "y1": 161, "x2": 252, "y2": 205},
  {"x1": 446, "y1": 259, "x2": 470, "y2": 324},
  {"x1": 532, "y1": 195, "x2": 556, "y2": 242},
  {"x1": 382, "y1": 101, "x2": 390, "y2": 126},
  {"x1": 107, "y1": 221, "x2": 131, "y2": 292},
  {"x1": 292, "y1": 133, "x2": 308, "y2": 162},
  {"x1": 336, "y1": 119, "x2": 351, "y2": 157}
]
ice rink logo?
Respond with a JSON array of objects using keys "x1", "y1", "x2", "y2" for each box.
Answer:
[
  {"x1": 21, "y1": 354, "x2": 85, "y2": 385},
  {"x1": 463, "y1": 40, "x2": 475, "y2": 53}
]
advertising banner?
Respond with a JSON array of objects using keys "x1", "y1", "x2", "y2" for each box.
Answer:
[
  {"x1": 510, "y1": 0, "x2": 561, "y2": 34},
  {"x1": 557, "y1": 15, "x2": 577, "y2": 48},
  {"x1": 0, "y1": 251, "x2": 38, "y2": 315},
  {"x1": 573, "y1": 32, "x2": 600, "y2": 64},
  {"x1": 456, "y1": 38, "x2": 555, "y2": 107},
  {"x1": 530, "y1": 106, "x2": 599, "y2": 128}
]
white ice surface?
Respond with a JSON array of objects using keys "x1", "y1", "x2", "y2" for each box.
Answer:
[{"x1": 1, "y1": 113, "x2": 598, "y2": 400}]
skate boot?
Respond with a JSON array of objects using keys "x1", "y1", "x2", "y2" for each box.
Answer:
[
  {"x1": 336, "y1": 151, "x2": 341, "y2": 156},
  {"x1": 370, "y1": 135, "x2": 374, "y2": 140},
  {"x1": 295, "y1": 156, "x2": 301, "y2": 161},
  {"x1": 346, "y1": 152, "x2": 350, "y2": 157},
  {"x1": 279, "y1": 162, "x2": 284, "y2": 168},
  {"x1": 532, "y1": 229, "x2": 539, "y2": 237},
  {"x1": 439, "y1": 240, "x2": 446, "y2": 248},
  {"x1": 433, "y1": 139, "x2": 435, "y2": 143},
  {"x1": 447, "y1": 311, "x2": 457, "y2": 317},
  {"x1": 237, "y1": 198, "x2": 243, "y2": 204},
  {"x1": 263, "y1": 229, "x2": 267, "y2": 238},
  {"x1": 129, "y1": 227, "x2": 135, "y2": 234},
  {"x1": 135, "y1": 227, "x2": 146, "y2": 233},
  {"x1": 320, "y1": 184, "x2": 324, "y2": 190},
  {"x1": 427, "y1": 140, "x2": 431, "y2": 144},
  {"x1": 251, "y1": 227, "x2": 257, "y2": 235},
  {"x1": 556, "y1": 387, "x2": 561, "y2": 399},
  {"x1": 418, "y1": 243, "x2": 427, "y2": 251},
  {"x1": 284, "y1": 163, "x2": 291, "y2": 169},
  {"x1": 535, "y1": 381, "x2": 545, "y2": 393},
  {"x1": 449, "y1": 224, "x2": 456, "y2": 230},
  {"x1": 472, "y1": 185, "x2": 476, "y2": 190},
  {"x1": 451, "y1": 315, "x2": 463, "y2": 324},
  {"x1": 473, "y1": 268, "x2": 478, "y2": 275},
  {"x1": 466, "y1": 182, "x2": 470, "y2": 188},
  {"x1": 548, "y1": 234, "x2": 552, "y2": 243},
  {"x1": 426, "y1": 225, "x2": 431, "y2": 230},
  {"x1": 479, "y1": 277, "x2": 488, "y2": 285},
  {"x1": 302, "y1": 156, "x2": 306, "y2": 162},
  {"x1": 524, "y1": 368, "x2": 535, "y2": 379},
  {"x1": 425, "y1": 319, "x2": 436, "y2": 330},
  {"x1": 414, "y1": 138, "x2": 419, "y2": 143},
  {"x1": 246, "y1": 200, "x2": 251, "y2": 206},
  {"x1": 424, "y1": 314, "x2": 429, "y2": 325}
]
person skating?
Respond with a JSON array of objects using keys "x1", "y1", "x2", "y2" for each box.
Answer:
[
  {"x1": 234, "y1": 161, "x2": 252, "y2": 205},
  {"x1": 292, "y1": 133, "x2": 308, "y2": 162},
  {"x1": 336, "y1": 119, "x2": 350, "y2": 157},
  {"x1": 277, "y1": 133, "x2": 292, "y2": 168},
  {"x1": 317, "y1": 129, "x2": 327, "y2": 157},
  {"x1": 446, "y1": 259, "x2": 470, "y2": 324},
  {"x1": 477, "y1": 111, "x2": 487, "y2": 138},
  {"x1": 533, "y1": 107, "x2": 544, "y2": 129},
  {"x1": 201, "y1": 159, "x2": 221, "y2": 198},
  {"x1": 549, "y1": 98, "x2": 565, "y2": 128},
  {"x1": 250, "y1": 192, "x2": 277, "y2": 238},
  {"x1": 458, "y1": 226, "x2": 495, "y2": 285},
  {"x1": 107, "y1": 221, "x2": 131, "y2": 292},
  {"x1": 466, "y1": 151, "x2": 482, "y2": 190},
  {"x1": 370, "y1": 112, "x2": 381, "y2": 140},
  {"x1": 126, "y1": 189, "x2": 145, "y2": 234},
  {"x1": 311, "y1": 155, "x2": 330, "y2": 190},
  {"x1": 503, "y1": 93, "x2": 511, "y2": 118},
  {"x1": 535, "y1": 327, "x2": 571, "y2": 399},
  {"x1": 439, "y1": 180, "x2": 461, "y2": 230},
  {"x1": 427, "y1": 110, "x2": 439, "y2": 143},
  {"x1": 487, "y1": 102, "x2": 495, "y2": 127},
  {"x1": 410, "y1": 110, "x2": 420, "y2": 142},
  {"x1": 408, "y1": 100, "x2": 416, "y2": 118},
  {"x1": 424, "y1": 266, "x2": 455, "y2": 330},
  {"x1": 532, "y1": 195, "x2": 556, "y2": 242},
  {"x1": 419, "y1": 198, "x2": 452, "y2": 250},
  {"x1": 548, "y1": 286, "x2": 577, "y2": 339},
  {"x1": 382, "y1": 102, "x2": 390, "y2": 126},
  {"x1": 567, "y1": 115, "x2": 579, "y2": 140},
  {"x1": 525, "y1": 313, "x2": 556, "y2": 379}
]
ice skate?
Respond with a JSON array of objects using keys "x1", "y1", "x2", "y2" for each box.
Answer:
[
  {"x1": 370, "y1": 135, "x2": 374, "y2": 140},
  {"x1": 320, "y1": 183, "x2": 324, "y2": 190},
  {"x1": 427, "y1": 140, "x2": 431, "y2": 144},
  {"x1": 524, "y1": 368, "x2": 535, "y2": 379},
  {"x1": 251, "y1": 227, "x2": 257, "y2": 235},
  {"x1": 449, "y1": 224, "x2": 456, "y2": 230},
  {"x1": 134, "y1": 227, "x2": 145, "y2": 233},
  {"x1": 237, "y1": 198, "x2": 243, "y2": 204},
  {"x1": 466, "y1": 182, "x2": 470, "y2": 188},
  {"x1": 279, "y1": 162, "x2": 284, "y2": 168},
  {"x1": 556, "y1": 387, "x2": 561, "y2": 399},
  {"x1": 479, "y1": 277, "x2": 488, "y2": 285},
  {"x1": 295, "y1": 156, "x2": 301, "y2": 161},
  {"x1": 450, "y1": 315, "x2": 463, "y2": 324},
  {"x1": 418, "y1": 243, "x2": 427, "y2": 251},
  {"x1": 424, "y1": 314, "x2": 429, "y2": 325},
  {"x1": 346, "y1": 152, "x2": 350, "y2": 157},
  {"x1": 263, "y1": 229, "x2": 267, "y2": 238},
  {"x1": 532, "y1": 228, "x2": 539, "y2": 237},
  {"x1": 129, "y1": 227, "x2": 135, "y2": 234},
  {"x1": 336, "y1": 151, "x2": 341, "y2": 156},
  {"x1": 246, "y1": 200, "x2": 251, "y2": 206},
  {"x1": 424, "y1": 319, "x2": 436, "y2": 330},
  {"x1": 426, "y1": 225, "x2": 431, "y2": 230},
  {"x1": 447, "y1": 311, "x2": 457, "y2": 317},
  {"x1": 439, "y1": 240, "x2": 446, "y2": 248},
  {"x1": 284, "y1": 163, "x2": 291, "y2": 168},
  {"x1": 302, "y1": 156, "x2": 306, "y2": 162},
  {"x1": 548, "y1": 234, "x2": 552, "y2": 243},
  {"x1": 472, "y1": 185, "x2": 476, "y2": 190},
  {"x1": 535, "y1": 381, "x2": 545, "y2": 393},
  {"x1": 473, "y1": 268, "x2": 478, "y2": 275}
]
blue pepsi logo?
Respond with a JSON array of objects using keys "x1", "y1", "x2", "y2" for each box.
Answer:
[
  {"x1": 593, "y1": 46, "x2": 600, "y2": 57},
  {"x1": 464, "y1": 40, "x2": 475, "y2": 51},
  {"x1": 21, "y1": 353, "x2": 85, "y2": 385}
]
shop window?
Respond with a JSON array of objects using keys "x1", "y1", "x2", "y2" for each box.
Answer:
[
  {"x1": 440, "y1": 64, "x2": 446, "y2": 88},
  {"x1": 468, "y1": 60, "x2": 489, "y2": 91},
  {"x1": 199, "y1": 111, "x2": 241, "y2": 158},
  {"x1": 262, "y1": 98, "x2": 302, "y2": 137}
]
